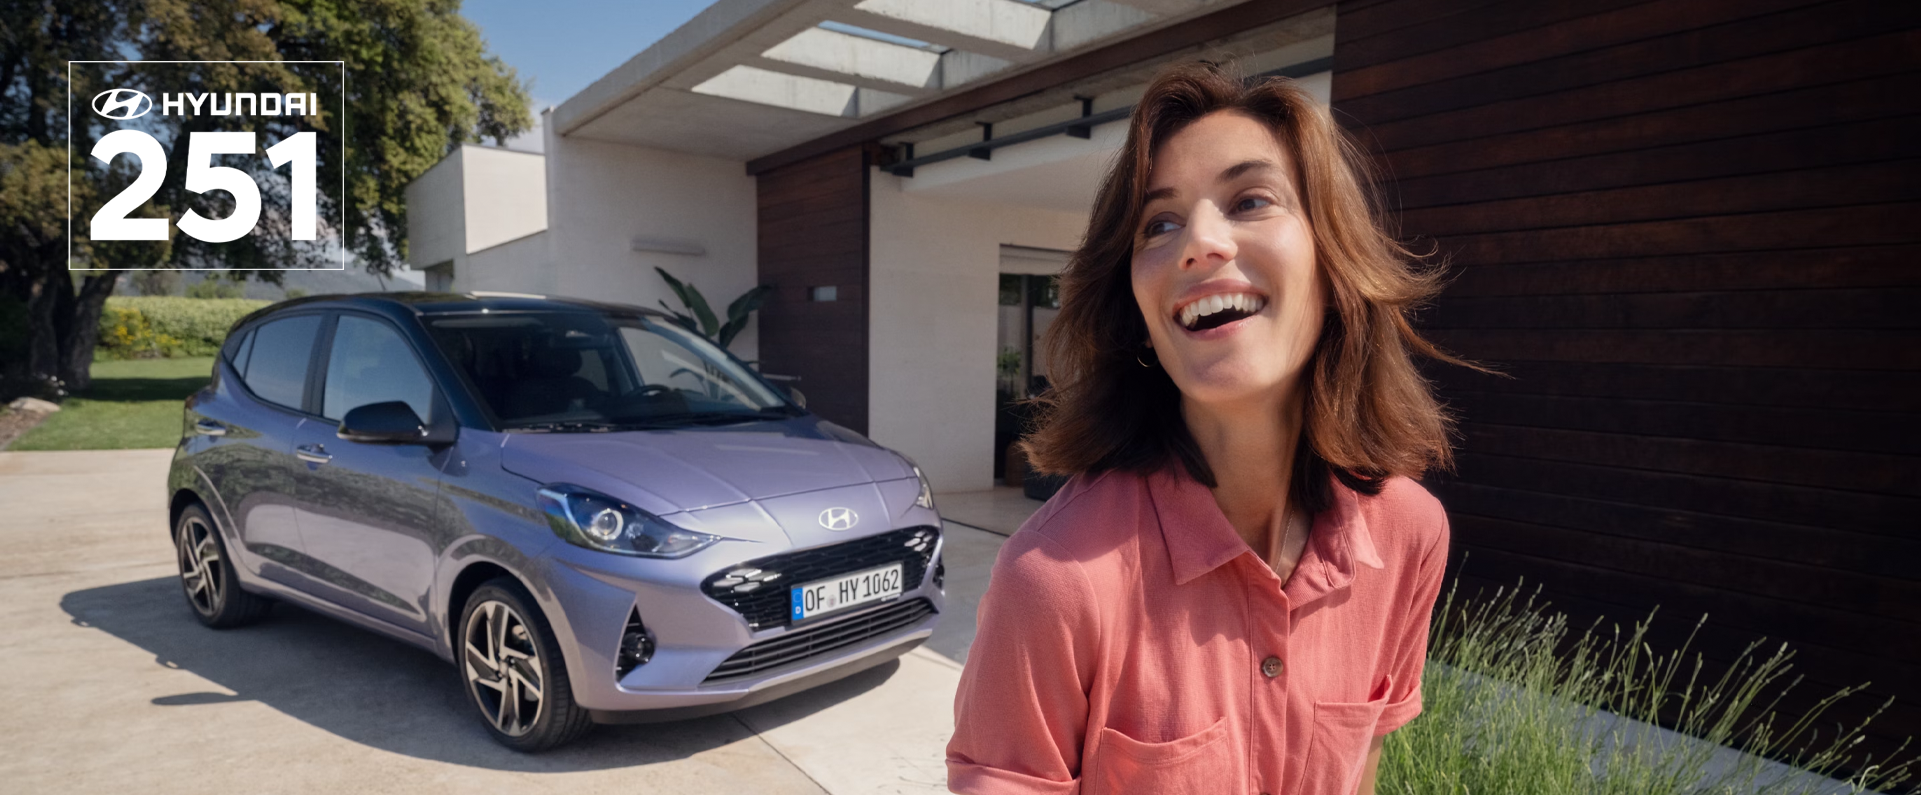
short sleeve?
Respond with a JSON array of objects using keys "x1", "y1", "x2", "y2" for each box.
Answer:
[
  {"x1": 1375, "y1": 510, "x2": 1449, "y2": 736},
  {"x1": 947, "y1": 531, "x2": 1103, "y2": 794}
]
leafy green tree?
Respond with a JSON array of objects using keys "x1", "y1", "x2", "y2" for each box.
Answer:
[{"x1": 0, "y1": 0, "x2": 529, "y2": 394}]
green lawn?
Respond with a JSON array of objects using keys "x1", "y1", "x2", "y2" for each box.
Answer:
[{"x1": 10, "y1": 357, "x2": 215, "y2": 450}]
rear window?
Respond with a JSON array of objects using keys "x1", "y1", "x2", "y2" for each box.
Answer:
[
  {"x1": 223, "y1": 328, "x2": 255, "y2": 376},
  {"x1": 242, "y1": 314, "x2": 321, "y2": 410}
]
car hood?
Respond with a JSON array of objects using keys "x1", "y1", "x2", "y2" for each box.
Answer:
[{"x1": 497, "y1": 417, "x2": 912, "y2": 516}]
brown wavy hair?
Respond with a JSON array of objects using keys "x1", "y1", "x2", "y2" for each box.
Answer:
[{"x1": 1020, "y1": 61, "x2": 1500, "y2": 514}]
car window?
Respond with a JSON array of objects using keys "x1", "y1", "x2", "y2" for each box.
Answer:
[
  {"x1": 322, "y1": 314, "x2": 436, "y2": 422},
  {"x1": 425, "y1": 312, "x2": 787, "y2": 429},
  {"x1": 619, "y1": 326, "x2": 763, "y2": 406},
  {"x1": 224, "y1": 328, "x2": 255, "y2": 378},
  {"x1": 241, "y1": 315, "x2": 321, "y2": 410}
]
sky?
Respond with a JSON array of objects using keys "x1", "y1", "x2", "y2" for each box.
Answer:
[{"x1": 459, "y1": 0, "x2": 723, "y2": 152}]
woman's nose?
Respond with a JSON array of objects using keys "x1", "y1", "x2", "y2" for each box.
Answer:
[{"x1": 1180, "y1": 204, "x2": 1237, "y2": 270}]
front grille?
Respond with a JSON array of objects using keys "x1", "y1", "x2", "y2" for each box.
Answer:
[
  {"x1": 703, "y1": 598, "x2": 936, "y2": 683},
  {"x1": 701, "y1": 526, "x2": 939, "y2": 630}
]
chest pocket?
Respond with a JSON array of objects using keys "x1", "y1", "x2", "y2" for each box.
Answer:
[
  {"x1": 1296, "y1": 674, "x2": 1393, "y2": 795},
  {"x1": 1087, "y1": 715, "x2": 1231, "y2": 795}
]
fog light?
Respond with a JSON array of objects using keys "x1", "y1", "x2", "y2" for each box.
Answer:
[
  {"x1": 932, "y1": 557, "x2": 945, "y2": 590},
  {"x1": 616, "y1": 608, "x2": 655, "y2": 678}
]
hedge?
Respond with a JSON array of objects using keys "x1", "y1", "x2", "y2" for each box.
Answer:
[{"x1": 97, "y1": 296, "x2": 268, "y2": 359}]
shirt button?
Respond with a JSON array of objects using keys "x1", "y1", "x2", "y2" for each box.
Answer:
[{"x1": 1261, "y1": 656, "x2": 1284, "y2": 678}]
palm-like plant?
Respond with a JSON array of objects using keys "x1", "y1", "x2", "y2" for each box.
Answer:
[{"x1": 654, "y1": 267, "x2": 772, "y2": 352}]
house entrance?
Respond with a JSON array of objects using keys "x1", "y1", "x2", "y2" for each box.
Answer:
[{"x1": 995, "y1": 246, "x2": 1067, "y2": 485}]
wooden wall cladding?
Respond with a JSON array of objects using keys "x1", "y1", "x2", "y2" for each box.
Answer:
[
  {"x1": 756, "y1": 147, "x2": 869, "y2": 433},
  {"x1": 1332, "y1": 0, "x2": 1921, "y2": 768}
]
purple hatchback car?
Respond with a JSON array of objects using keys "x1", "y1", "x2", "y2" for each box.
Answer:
[{"x1": 166, "y1": 292, "x2": 944, "y2": 750}]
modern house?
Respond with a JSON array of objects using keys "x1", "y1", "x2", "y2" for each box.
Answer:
[{"x1": 405, "y1": 0, "x2": 1919, "y2": 766}]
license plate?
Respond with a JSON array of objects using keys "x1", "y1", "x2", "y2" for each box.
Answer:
[{"x1": 790, "y1": 563, "x2": 903, "y2": 622}]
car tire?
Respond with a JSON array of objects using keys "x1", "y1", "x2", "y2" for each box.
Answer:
[
  {"x1": 174, "y1": 503, "x2": 273, "y2": 628},
  {"x1": 458, "y1": 577, "x2": 594, "y2": 752}
]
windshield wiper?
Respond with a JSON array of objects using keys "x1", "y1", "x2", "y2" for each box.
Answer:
[
  {"x1": 506, "y1": 421, "x2": 622, "y2": 433},
  {"x1": 616, "y1": 409, "x2": 791, "y2": 429}
]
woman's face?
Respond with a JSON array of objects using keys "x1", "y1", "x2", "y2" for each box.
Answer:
[{"x1": 1131, "y1": 110, "x2": 1326, "y2": 413}]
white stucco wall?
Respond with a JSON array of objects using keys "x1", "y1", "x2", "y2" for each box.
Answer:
[
  {"x1": 403, "y1": 148, "x2": 466, "y2": 270},
  {"x1": 462, "y1": 229, "x2": 554, "y2": 294},
  {"x1": 869, "y1": 175, "x2": 1087, "y2": 493},
  {"x1": 460, "y1": 146, "x2": 548, "y2": 253},
  {"x1": 543, "y1": 127, "x2": 762, "y2": 362}
]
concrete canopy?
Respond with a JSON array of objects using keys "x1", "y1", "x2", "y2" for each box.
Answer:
[{"x1": 550, "y1": 0, "x2": 1248, "y2": 160}]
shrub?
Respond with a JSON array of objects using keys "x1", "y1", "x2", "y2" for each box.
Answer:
[
  {"x1": 131, "y1": 269, "x2": 180, "y2": 296},
  {"x1": 185, "y1": 276, "x2": 246, "y2": 299},
  {"x1": 1382, "y1": 581, "x2": 1913, "y2": 794},
  {"x1": 96, "y1": 296, "x2": 267, "y2": 359}
]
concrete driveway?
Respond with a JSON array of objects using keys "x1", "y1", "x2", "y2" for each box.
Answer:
[{"x1": 0, "y1": 449, "x2": 1011, "y2": 794}]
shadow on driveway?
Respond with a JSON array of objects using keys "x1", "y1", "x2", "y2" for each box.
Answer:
[{"x1": 61, "y1": 575, "x2": 897, "y2": 772}]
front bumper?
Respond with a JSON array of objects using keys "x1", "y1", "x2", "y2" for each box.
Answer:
[
  {"x1": 589, "y1": 608, "x2": 934, "y2": 724},
  {"x1": 534, "y1": 518, "x2": 945, "y2": 714}
]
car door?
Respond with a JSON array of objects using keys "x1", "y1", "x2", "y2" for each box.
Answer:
[
  {"x1": 288, "y1": 311, "x2": 448, "y2": 636},
  {"x1": 188, "y1": 313, "x2": 324, "y2": 583}
]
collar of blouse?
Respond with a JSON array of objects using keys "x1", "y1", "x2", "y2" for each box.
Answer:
[{"x1": 1146, "y1": 466, "x2": 1385, "y2": 608}]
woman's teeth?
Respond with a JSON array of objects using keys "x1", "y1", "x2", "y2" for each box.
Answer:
[{"x1": 1178, "y1": 293, "x2": 1266, "y2": 330}]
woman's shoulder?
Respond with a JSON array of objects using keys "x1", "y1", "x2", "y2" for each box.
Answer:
[
  {"x1": 1015, "y1": 469, "x2": 1153, "y2": 545},
  {"x1": 991, "y1": 470, "x2": 1151, "y2": 583},
  {"x1": 1354, "y1": 473, "x2": 1449, "y2": 563}
]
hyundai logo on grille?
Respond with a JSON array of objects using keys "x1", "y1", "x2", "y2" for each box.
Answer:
[
  {"x1": 818, "y1": 507, "x2": 858, "y2": 531},
  {"x1": 92, "y1": 88, "x2": 154, "y2": 120}
]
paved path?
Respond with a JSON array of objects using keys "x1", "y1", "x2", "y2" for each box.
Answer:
[{"x1": 0, "y1": 449, "x2": 1008, "y2": 794}]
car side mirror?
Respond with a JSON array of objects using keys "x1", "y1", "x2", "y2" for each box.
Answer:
[{"x1": 338, "y1": 401, "x2": 431, "y2": 444}]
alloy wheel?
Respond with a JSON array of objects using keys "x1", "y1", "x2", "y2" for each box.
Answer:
[
  {"x1": 176, "y1": 516, "x2": 223, "y2": 615},
  {"x1": 464, "y1": 600, "x2": 545, "y2": 737}
]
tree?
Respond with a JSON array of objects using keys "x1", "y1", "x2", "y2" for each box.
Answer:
[
  {"x1": 131, "y1": 269, "x2": 178, "y2": 296},
  {"x1": 0, "y1": 0, "x2": 529, "y2": 394}
]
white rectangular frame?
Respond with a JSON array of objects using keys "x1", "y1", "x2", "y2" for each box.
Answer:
[{"x1": 66, "y1": 59, "x2": 350, "y2": 271}]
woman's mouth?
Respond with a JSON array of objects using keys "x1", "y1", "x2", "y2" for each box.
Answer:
[{"x1": 1176, "y1": 292, "x2": 1266, "y2": 332}]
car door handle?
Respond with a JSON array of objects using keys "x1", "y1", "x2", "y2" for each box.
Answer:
[
  {"x1": 193, "y1": 419, "x2": 227, "y2": 437},
  {"x1": 295, "y1": 444, "x2": 332, "y2": 465}
]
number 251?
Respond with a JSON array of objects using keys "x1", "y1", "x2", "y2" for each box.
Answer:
[{"x1": 90, "y1": 129, "x2": 316, "y2": 243}]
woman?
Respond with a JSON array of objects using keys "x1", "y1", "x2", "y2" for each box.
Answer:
[{"x1": 946, "y1": 62, "x2": 1494, "y2": 795}]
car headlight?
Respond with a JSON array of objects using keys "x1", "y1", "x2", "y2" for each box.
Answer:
[
  {"x1": 899, "y1": 457, "x2": 934, "y2": 510},
  {"x1": 536, "y1": 485, "x2": 720, "y2": 558}
]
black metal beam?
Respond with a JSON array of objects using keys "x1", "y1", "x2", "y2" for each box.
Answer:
[{"x1": 882, "y1": 56, "x2": 1334, "y2": 178}]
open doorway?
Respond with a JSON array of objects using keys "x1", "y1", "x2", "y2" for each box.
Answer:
[{"x1": 995, "y1": 246, "x2": 1068, "y2": 484}]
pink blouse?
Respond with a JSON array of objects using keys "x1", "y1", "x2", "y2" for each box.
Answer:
[{"x1": 947, "y1": 466, "x2": 1449, "y2": 795}]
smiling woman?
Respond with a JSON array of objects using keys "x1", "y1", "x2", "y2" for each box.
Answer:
[{"x1": 947, "y1": 62, "x2": 1502, "y2": 795}]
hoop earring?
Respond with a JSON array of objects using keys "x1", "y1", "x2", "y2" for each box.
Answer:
[{"x1": 1137, "y1": 351, "x2": 1156, "y2": 368}]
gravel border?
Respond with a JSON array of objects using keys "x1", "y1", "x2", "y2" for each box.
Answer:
[{"x1": 0, "y1": 408, "x2": 53, "y2": 451}]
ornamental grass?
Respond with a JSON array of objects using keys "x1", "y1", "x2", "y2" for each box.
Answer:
[{"x1": 1381, "y1": 578, "x2": 1914, "y2": 795}]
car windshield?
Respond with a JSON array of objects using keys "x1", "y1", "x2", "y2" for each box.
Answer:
[{"x1": 425, "y1": 310, "x2": 792, "y2": 430}]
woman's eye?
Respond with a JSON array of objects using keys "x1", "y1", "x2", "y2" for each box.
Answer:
[
  {"x1": 1143, "y1": 219, "x2": 1179, "y2": 237},
  {"x1": 1234, "y1": 196, "x2": 1273, "y2": 213}
]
